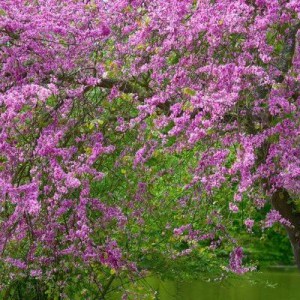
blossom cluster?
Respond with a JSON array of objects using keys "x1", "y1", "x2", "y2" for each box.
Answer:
[{"x1": 0, "y1": 0, "x2": 299, "y2": 285}]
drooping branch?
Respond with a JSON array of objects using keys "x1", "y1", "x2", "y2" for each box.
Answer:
[{"x1": 85, "y1": 78, "x2": 148, "y2": 96}]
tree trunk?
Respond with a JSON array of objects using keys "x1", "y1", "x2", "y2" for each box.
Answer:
[{"x1": 271, "y1": 189, "x2": 300, "y2": 269}]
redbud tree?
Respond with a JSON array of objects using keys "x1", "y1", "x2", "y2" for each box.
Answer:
[{"x1": 0, "y1": 0, "x2": 300, "y2": 296}]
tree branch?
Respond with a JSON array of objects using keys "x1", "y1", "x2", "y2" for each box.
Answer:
[{"x1": 276, "y1": 22, "x2": 300, "y2": 80}]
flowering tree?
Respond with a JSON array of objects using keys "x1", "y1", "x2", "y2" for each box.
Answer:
[{"x1": 0, "y1": 0, "x2": 299, "y2": 297}]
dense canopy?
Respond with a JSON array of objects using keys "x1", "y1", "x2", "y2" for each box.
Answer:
[{"x1": 0, "y1": 0, "x2": 299, "y2": 297}]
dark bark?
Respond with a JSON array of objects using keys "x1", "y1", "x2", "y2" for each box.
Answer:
[
  {"x1": 271, "y1": 189, "x2": 300, "y2": 269},
  {"x1": 276, "y1": 22, "x2": 300, "y2": 75}
]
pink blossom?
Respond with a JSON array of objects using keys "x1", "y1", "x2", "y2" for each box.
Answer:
[
  {"x1": 244, "y1": 219, "x2": 254, "y2": 232},
  {"x1": 229, "y1": 203, "x2": 239, "y2": 213}
]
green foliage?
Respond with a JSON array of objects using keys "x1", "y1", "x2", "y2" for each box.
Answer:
[{"x1": 0, "y1": 89, "x2": 294, "y2": 299}]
